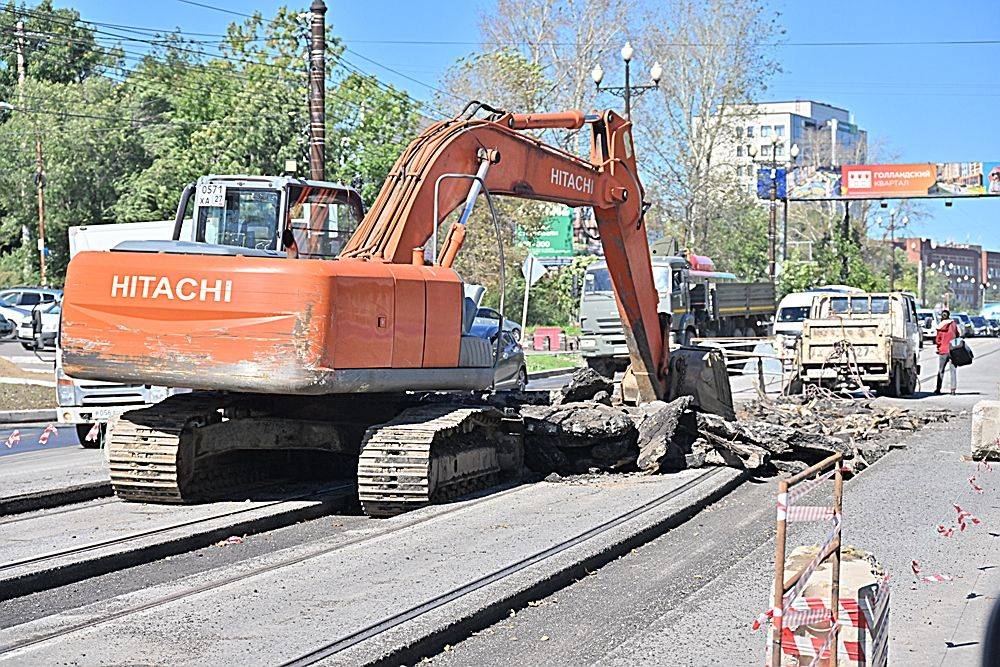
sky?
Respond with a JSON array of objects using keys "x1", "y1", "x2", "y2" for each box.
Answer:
[{"x1": 51, "y1": 0, "x2": 1000, "y2": 248}]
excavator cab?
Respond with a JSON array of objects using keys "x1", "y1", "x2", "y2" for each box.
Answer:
[{"x1": 173, "y1": 175, "x2": 365, "y2": 259}]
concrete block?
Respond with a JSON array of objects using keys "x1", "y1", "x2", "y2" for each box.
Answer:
[{"x1": 971, "y1": 400, "x2": 1000, "y2": 460}]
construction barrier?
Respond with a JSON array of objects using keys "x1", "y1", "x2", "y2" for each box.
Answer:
[
  {"x1": 756, "y1": 452, "x2": 892, "y2": 666},
  {"x1": 768, "y1": 452, "x2": 844, "y2": 666}
]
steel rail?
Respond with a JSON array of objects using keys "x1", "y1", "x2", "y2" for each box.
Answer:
[
  {"x1": 0, "y1": 481, "x2": 533, "y2": 656},
  {"x1": 0, "y1": 482, "x2": 355, "y2": 572},
  {"x1": 0, "y1": 497, "x2": 118, "y2": 527},
  {"x1": 280, "y1": 468, "x2": 724, "y2": 667}
]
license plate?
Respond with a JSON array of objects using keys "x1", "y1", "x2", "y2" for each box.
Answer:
[
  {"x1": 89, "y1": 407, "x2": 126, "y2": 420},
  {"x1": 613, "y1": 346, "x2": 628, "y2": 354}
]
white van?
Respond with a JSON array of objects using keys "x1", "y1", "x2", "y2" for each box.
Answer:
[{"x1": 774, "y1": 285, "x2": 865, "y2": 343}]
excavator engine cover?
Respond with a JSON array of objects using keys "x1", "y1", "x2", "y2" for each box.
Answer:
[{"x1": 621, "y1": 346, "x2": 735, "y2": 420}]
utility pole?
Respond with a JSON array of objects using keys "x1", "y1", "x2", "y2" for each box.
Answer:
[
  {"x1": 15, "y1": 20, "x2": 30, "y2": 283},
  {"x1": 308, "y1": 0, "x2": 326, "y2": 181},
  {"x1": 34, "y1": 135, "x2": 48, "y2": 286},
  {"x1": 888, "y1": 211, "x2": 895, "y2": 293}
]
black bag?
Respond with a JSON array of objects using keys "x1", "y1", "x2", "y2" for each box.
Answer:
[{"x1": 949, "y1": 337, "x2": 974, "y2": 367}]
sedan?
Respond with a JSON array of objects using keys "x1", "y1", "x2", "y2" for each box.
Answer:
[
  {"x1": 970, "y1": 316, "x2": 991, "y2": 338},
  {"x1": 17, "y1": 301, "x2": 60, "y2": 350},
  {"x1": 476, "y1": 307, "x2": 521, "y2": 341},
  {"x1": 990, "y1": 318, "x2": 1000, "y2": 337},
  {"x1": 469, "y1": 319, "x2": 527, "y2": 391}
]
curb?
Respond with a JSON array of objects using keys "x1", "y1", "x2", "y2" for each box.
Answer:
[
  {"x1": 0, "y1": 408, "x2": 56, "y2": 424},
  {"x1": 353, "y1": 467, "x2": 748, "y2": 667},
  {"x1": 0, "y1": 485, "x2": 355, "y2": 602},
  {"x1": 0, "y1": 481, "x2": 113, "y2": 516},
  {"x1": 527, "y1": 367, "x2": 579, "y2": 381}
]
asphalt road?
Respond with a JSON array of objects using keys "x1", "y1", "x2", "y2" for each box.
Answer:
[
  {"x1": 431, "y1": 339, "x2": 1000, "y2": 667},
  {"x1": 0, "y1": 339, "x2": 54, "y2": 376}
]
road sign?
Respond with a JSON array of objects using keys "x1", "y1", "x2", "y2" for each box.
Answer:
[
  {"x1": 522, "y1": 254, "x2": 547, "y2": 287},
  {"x1": 757, "y1": 168, "x2": 787, "y2": 199},
  {"x1": 526, "y1": 212, "x2": 574, "y2": 258}
]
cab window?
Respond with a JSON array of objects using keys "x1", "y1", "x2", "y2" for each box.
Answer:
[
  {"x1": 286, "y1": 186, "x2": 364, "y2": 259},
  {"x1": 199, "y1": 188, "x2": 281, "y2": 251}
]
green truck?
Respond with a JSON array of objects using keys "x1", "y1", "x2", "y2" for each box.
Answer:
[{"x1": 578, "y1": 251, "x2": 775, "y2": 376}]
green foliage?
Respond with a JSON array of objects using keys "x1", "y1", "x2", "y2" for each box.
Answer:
[
  {"x1": 777, "y1": 261, "x2": 821, "y2": 297},
  {"x1": 0, "y1": 3, "x2": 422, "y2": 286},
  {"x1": 0, "y1": 77, "x2": 147, "y2": 283}
]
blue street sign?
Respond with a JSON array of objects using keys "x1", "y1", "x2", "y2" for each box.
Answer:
[{"x1": 757, "y1": 167, "x2": 787, "y2": 199}]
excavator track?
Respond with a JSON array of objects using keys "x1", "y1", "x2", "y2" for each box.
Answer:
[
  {"x1": 357, "y1": 405, "x2": 506, "y2": 518},
  {"x1": 107, "y1": 392, "x2": 234, "y2": 503}
]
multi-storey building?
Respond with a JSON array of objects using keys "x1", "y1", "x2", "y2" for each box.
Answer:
[
  {"x1": 716, "y1": 100, "x2": 868, "y2": 194},
  {"x1": 902, "y1": 237, "x2": 997, "y2": 310}
]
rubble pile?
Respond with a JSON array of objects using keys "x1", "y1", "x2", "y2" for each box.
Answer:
[{"x1": 515, "y1": 368, "x2": 954, "y2": 478}]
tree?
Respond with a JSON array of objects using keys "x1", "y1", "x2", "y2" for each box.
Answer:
[
  {"x1": 0, "y1": 77, "x2": 147, "y2": 282},
  {"x1": 634, "y1": 0, "x2": 780, "y2": 247}
]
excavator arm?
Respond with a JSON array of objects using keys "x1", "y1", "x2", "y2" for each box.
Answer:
[{"x1": 341, "y1": 105, "x2": 669, "y2": 402}]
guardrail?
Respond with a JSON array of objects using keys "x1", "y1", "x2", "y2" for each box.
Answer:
[
  {"x1": 690, "y1": 337, "x2": 796, "y2": 395},
  {"x1": 769, "y1": 452, "x2": 844, "y2": 666}
]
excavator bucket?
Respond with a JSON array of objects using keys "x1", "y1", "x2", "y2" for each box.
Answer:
[{"x1": 621, "y1": 346, "x2": 735, "y2": 420}]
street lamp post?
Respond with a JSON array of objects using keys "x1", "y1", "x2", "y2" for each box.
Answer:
[
  {"x1": 748, "y1": 137, "x2": 799, "y2": 281},
  {"x1": 592, "y1": 42, "x2": 663, "y2": 120}
]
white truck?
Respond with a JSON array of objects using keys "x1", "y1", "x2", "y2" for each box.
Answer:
[
  {"x1": 57, "y1": 221, "x2": 190, "y2": 447},
  {"x1": 795, "y1": 292, "x2": 922, "y2": 396}
]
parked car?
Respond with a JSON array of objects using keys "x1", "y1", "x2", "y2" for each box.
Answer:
[
  {"x1": 989, "y1": 318, "x2": 1000, "y2": 337},
  {"x1": 916, "y1": 308, "x2": 939, "y2": 341},
  {"x1": 953, "y1": 312, "x2": 973, "y2": 337},
  {"x1": 469, "y1": 319, "x2": 527, "y2": 390},
  {"x1": 0, "y1": 314, "x2": 13, "y2": 338},
  {"x1": 0, "y1": 287, "x2": 61, "y2": 338},
  {"x1": 475, "y1": 307, "x2": 522, "y2": 341},
  {"x1": 17, "y1": 300, "x2": 60, "y2": 350},
  {"x1": 969, "y1": 315, "x2": 991, "y2": 338}
]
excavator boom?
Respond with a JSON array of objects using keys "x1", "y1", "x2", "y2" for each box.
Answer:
[{"x1": 342, "y1": 105, "x2": 668, "y2": 401}]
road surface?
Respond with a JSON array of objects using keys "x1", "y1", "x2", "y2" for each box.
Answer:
[{"x1": 431, "y1": 339, "x2": 1000, "y2": 667}]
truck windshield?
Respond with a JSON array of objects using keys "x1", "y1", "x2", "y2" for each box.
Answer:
[
  {"x1": 198, "y1": 188, "x2": 280, "y2": 251},
  {"x1": 777, "y1": 306, "x2": 810, "y2": 322},
  {"x1": 827, "y1": 296, "x2": 890, "y2": 315},
  {"x1": 584, "y1": 266, "x2": 670, "y2": 294}
]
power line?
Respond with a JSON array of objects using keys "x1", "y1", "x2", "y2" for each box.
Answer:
[{"x1": 336, "y1": 37, "x2": 1000, "y2": 48}]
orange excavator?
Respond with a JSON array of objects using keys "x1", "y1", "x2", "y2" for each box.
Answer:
[{"x1": 60, "y1": 102, "x2": 732, "y2": 516}]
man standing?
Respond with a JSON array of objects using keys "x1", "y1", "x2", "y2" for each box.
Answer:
[{"x1": 935, "y1": 309, "x2": 960, "y2": 394}]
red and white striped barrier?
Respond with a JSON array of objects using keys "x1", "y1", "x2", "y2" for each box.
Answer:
[
  {"x1": 771, "y1": 578, "x2": 891, "y2": 666},
  {"x1": 4, "y1": 429, "x2": 20, "y2": 448},
  {"x1": 37, "y1": 424, "x2": 57, "y2": 445},
  {"x1": 85, "y1": 422, "x2": 101, "y2": 442}
]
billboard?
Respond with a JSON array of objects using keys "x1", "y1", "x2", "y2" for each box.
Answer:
[
  {"x1": 525, "y1": 212, "x2": 574, "y2": 258},
  {"x1": 840, "y1": 162, "x2": 1000, "y2": 199},
  {"x1": 788, "y1": 162, "x2": 1000, "y2": 200}
]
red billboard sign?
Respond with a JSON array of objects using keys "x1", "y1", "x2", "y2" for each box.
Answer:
[{"x1": 841, "y1": 163, "x2": 937, "y2": 198}]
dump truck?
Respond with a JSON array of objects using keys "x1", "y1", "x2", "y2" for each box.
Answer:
[
  {"x1": 796, "y1": 291, "x2": 921, "y2": 395},
  {"x1": 59, "y1": 104, "x2": 733, "y2": 516},
  {"x1": 579, "y1": 248, "x2": 775, "y2": 376}
]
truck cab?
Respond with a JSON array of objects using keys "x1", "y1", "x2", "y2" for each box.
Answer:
[
  {"x1": 579, "y1": 252, "x2": 773, "y2": 376},
  {"x1": 797, "y1": 292, "x2": 921, "y2": 395}
]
